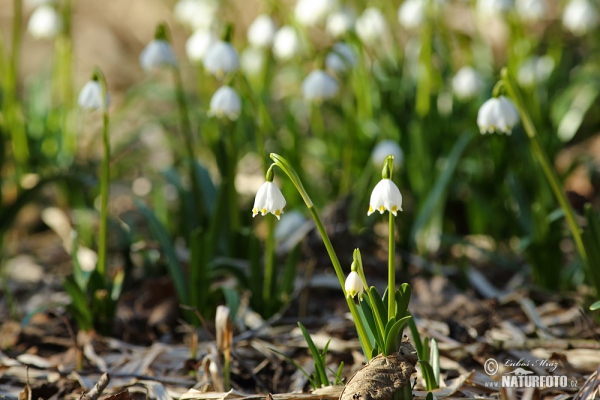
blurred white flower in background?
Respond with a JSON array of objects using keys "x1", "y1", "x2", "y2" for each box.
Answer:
[
  {"x1": 371, "y1": 140, "x2": 404, "y2": 169},
  {"x1": 515, "y1": 0, "x2": 546, "y2": 21},
  {"x1": 186, "y1": 29, "x2": 217, "y2": 63},
  {"x1": 240, "y1": 47, "x2": 266, "y2": 77},
  {"x1": 302, "y1": 70, "x2": 339, "y2": 102},
  {"x1": 326, "y1": 7, "x2": 355, "y2": 38},
  {"x1": 140, "y1": 40, "x2": 177, "y2": 72},
  {"x1": 355, "y1": 8, "x2": 388, "y2": 45},
  {"x1": 477, "y1": 0, "x2": 514, "y2": 17},
  {"x1": 452, "y1": 66, "x2": 483, "y2": 101},
  {"x1": 247, "y1": 14, "x2": 277, "y2": 49},
  {"x1": 368, "y1": 179, "x2": 403, "y2": 216},
  {"x1": 208, "y1": 86, "x2": 242, "y2": 120},
  {"x1": 174, "y1": 0, "x2": 219, "y2": 30},
  {"x1": 517, "y1": 55, "x2": 555, "y2": 87},
  {"x1": 78, "y1": 80, "x2": 108, "y2": 111},
  {"x1": 28, "y1": 4, "x2": 62, "y2": 39},
  {"x1": 477, "y1": 96, "x2": 520, "y2": 134},
  {"x1": 325, "y1": 43, "x2": 357, "y2": 74},
  {"x1": 398, "y1": 0, "x2": 425, "y2": 30},
  {"x1": 295, "y1": 0, "x2": 339, "y2": 26},
  {"x1": 273, "y1": 26, "x2": 301, "y2": 61},
  {"x1": 562, "y1": 0, "x2": 599, "y2": 36},
  {"x1": 203, "y1": 41, "x2": 239, "y2": 77}
]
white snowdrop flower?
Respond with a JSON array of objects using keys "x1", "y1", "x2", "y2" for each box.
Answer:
[
  {"x1": 477, "y1": 0, "x2": 514, "y2": 17},
  {"x1": 563, "y1": 0, "x2": 599, "y2": 36},
  {"x1": 203, "y1": 41, "x2": 239, "y2": 78},
  {"x1": 140, "y1": 40, "x2": 177, "y2": 72},
  {"x1": 325, "y1": 42, "x2": 357, "y2": 74},
  {"x1": 273, "y1": 26, "x2": 301, "y2": 61},
  {"x1": 515, "y1": 0, "x2": 546, "y2": 21},
  {"x1": 247, "y1": 14, "x2": 277, "y2": 48},
  {"x1": 302, "y1": 70, "x2": 339, "y2": 102},
  {"x1": 398, "y1": 0, "x2": 426, "y2": 30},
  {"x1": 452, "y1": 66, "x2": 483, "y2": 101},
  {"x1": 252, "y1": 181, "x2": 286, "y2": 220},
  {"x1": 78, "y1": 80, "x2": 109, "y2": 110},
  {"x1": 326, "y1": 7, "x2": 355, "y2": 37},
  {"x1": 240, "y1": 47, "x2": 266, "y2": 77},
  {"x1": 27, "y1": 5, "x2": 61, "y2": 39},
  {"x1": 371, "y1": 140, "x2": 404, "y2": 169},
  {"x1": 208, "y1": 86, "x2": 241, "y2": 120},
  {"x1": 477, "y1": 96, "x2": 520, "y2": 134},
  {"x1": 517, "y1": 55, "x2": 554, "y2": 87},
  {"x1": 174, "y1": 0, "x2": 218, "y2": 30},
  {"x1": 345, "y1": 271, "x2": 364, "y2": 299},
  {"x1": 355, "y1": 8, "x2": 388, "y2": 45},
  {"x1": 295, "y1": 0, "x2": 339, "y2": 26},
  {"x1": 186, "y1": 29, "x2": 217, "y2": 63},
  {"x1": 368, "y1": 179, "x2": 403, "y2": 216}
]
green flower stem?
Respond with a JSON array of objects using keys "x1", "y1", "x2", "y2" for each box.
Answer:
[
  {"x1": 388, "y1": 211, "x2": 395, "y2": 320},
  {"x1": 263, "y1": 215, "x2": 276, "y2": 312},
  {"x1": 96, "y1": 69, "x2": 110, "y2": 278},
  {"x1": 501, "y1": 68, "x2": 588, "y2": 268},
  {"x1": 270, "y1": 154, "x2": 373, "y2": 357},
  {"x1": 356, "y1": 271, "x2": 386, "y2": 341}
]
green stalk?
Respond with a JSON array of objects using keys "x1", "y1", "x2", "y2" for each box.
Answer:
[
  {"x1": 501, "y1": 68, "x2": 588, "y2": 268},
  {"x1": 388, "y1": 211, "x2": 395, "y2": 320},
  {"x1": 356, "y1": 266, "x2": 386, "y2": 339},
  {"x1": 96, "y1": 92, "x2": 110, "y2": 278},
  {"x1": 263, "y1": 215, "x2": 276, "y2": 312}
]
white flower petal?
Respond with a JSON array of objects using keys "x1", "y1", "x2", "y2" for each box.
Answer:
[
  {"x1": 247, "y1": 14, "x2": 277, "y2": 48},
  {"x1": 78, "y1": 80, "x2": 109, "y2": 110},
  {"x1": 345, "y1": 271, "x2": 364, "y2": 298},
  {"x1": 368, "y1": 179, "x2": 402, "y2": 216},
  {"x1": 209, "y1": 86, "x2": 241, "y2": 120},
  {"x1": 252, "y1": 182, "x2": 286, "y2": 220},
  {"x1": 203, "y1": 41, "x2": 239, "y2": 77},
  {"x1": 302, "y1": 69, "x2": 339, "y2": 102},
  {"x1": 140, "y1": 40, "x2": 178, "y2": 72}
]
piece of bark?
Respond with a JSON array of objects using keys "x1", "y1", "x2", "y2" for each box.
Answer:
[
  {"x1": 80, "y1": 373, "x2": 110, "y2": 400},
  {"x1": 339, "y1": 342, "x2": 418, "y2": 400}
]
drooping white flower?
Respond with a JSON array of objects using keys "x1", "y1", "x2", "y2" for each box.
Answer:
[
  {"x1": 273, "y1": 26, "x2": 301, "y2": 61},
  {"x1": 325, "y1": 42, "x2": 357, "y2": 74},
  {"x1": 208, "y1": 86, "x2": 241, "y2": 120},
  {"x1": 186, "y1": 29, "x2": 217, "y2": 63},
  {"x1": 477, "y1": 0, "x2": 514, "y2": 17},
  {"x1": 515, "y1": 0, "x2": 546, "y2": 21},
  {"x1": 174, "y1": 0, "x2": 218, "y2": 30},
  {"x1": 78, "y1": 80, "x2": 109, "y2": 110},
  {"x1": 240, "y1": 47, "x2": 266, "y2": 77},
  {"x1": 517, "y1": 55, "x2": 555, "y2": 87},
  {"x1": 398, "y1": 0, "x2": 426, "y2": 30},
  {"x1": 140, "y1": 40, "x2": 177, "y2": 72},
  {"x1": 371, "y1": 140, "x2": 404, "y2": 169},
  {"x1": 326, "y1": 7, "x2": 355, "y2": 38},
  {"x1": 345, "y1": 271, "x2": 364, "y2": 299},
  {"x1": 355, "y1": 8, "x2": 387, "y2": 45},
  {"x1": 452, "y1": 66, "x2": 483, "y2": 101},
  {"x1": 295, "y1": 0, "x2": 339, "y2": 26},
  {"x1": 302, "y1": 70, "x2": 339, "y2": 102},
  {"x1": 247, "y1": 14, "x2": 277, "y2": 48},
  {"x1": 27, "y1": 5, "x2": 62, "y2": 39},
  {"x1": 252, "y1": 181, "x2": 286, "y2": 220},
  {"x1": 368, "y1": 179, "x2": 403, "y2": 216},
  {"x1": 203, "y1": 41, "x2": 239, "y2": 78},
  {"x1": 477, "y1": 96, "x2": 520, "y2": 134},
  {"x1": 562, "y1": 0, "x2": 599, "y2": 36},
  {"x1": 215, "y1": 305, "x2": 231, "y2": 351}
]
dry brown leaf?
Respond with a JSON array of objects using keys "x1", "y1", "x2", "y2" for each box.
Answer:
[
  {"x1": 105, "y1": 390, "x2": 134, "y2": 400},
  {"x1": 339, "y1": 342, "x2": 418, "y2": 400}
]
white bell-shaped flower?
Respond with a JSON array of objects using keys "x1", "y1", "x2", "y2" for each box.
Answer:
[
  {"x1": 355, "y1": 8, "x2": 387, "y2": 45},
  {"x1": 326, "y1": 7, "x2": 355, "y2": 38},
  {"x1": 240, "y1": 47, "x2": 266, "y2": 77},
  {"x1": 247, "y1": 14, "x2": 277, "y2": 48},
  {"x1": 517, "y1": 56, "x2": 554, "y2": 87},
  {"x1": 398, "y1": 0, "x2": 425, "y2": 30},
  {"x1": 368, "y1": 179, "x2": 403, "y2": 216},
  {"x1": 28, "y1": 4, "x2": 62, "y2": 39},
  {"x1": 252, "y1": 181, "x2": 286, "y2": 220},
  {"x1": 302, "y1": 70, "x2": 339, "y2": 102},
  {"x1": 562, "y1": 0, "x2": 598, "y2": 36},
  {"x1": 186, "y1": 29, "x2": 217, "y2": 63},
  {"x1": 203, "y1": 41, "x2": 239, "y2": 78},
  {"x1": 477, "y1": 96, "x2": 520, "y2": 134},
  {"x1": 515, "y1": 0, "x2": 546, "y2": 21},
  {"x1": 295, "y1": 0, "x2": 339, "y2": 26},
  {"x1": 345, "y1": 271, "x2": 364, "y2": 299},
  {"x1": 140, "y1": 40, "x2": 177, "y2": 72},
  {"x1": 273, "y1": 26, "x2": 301, "y2": 61},
  {"x1": 371, "y1": 141, "x2": 404, "y2": 170},
  {"x1": 208, "y1": 86, "x2": 241, "y2": 120},
  {"x1": 452, "y1": 66, "x2": 483, "y2": 101},
  {"x1": 174, "y1": 0, "x2": 218, "y2": 30},
  {"x1": 325, "y1": 43, "x2": 357, "y2": 74},
  {"x1": 78, "y1": 80, "x2": 109, "y2": 111}
]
